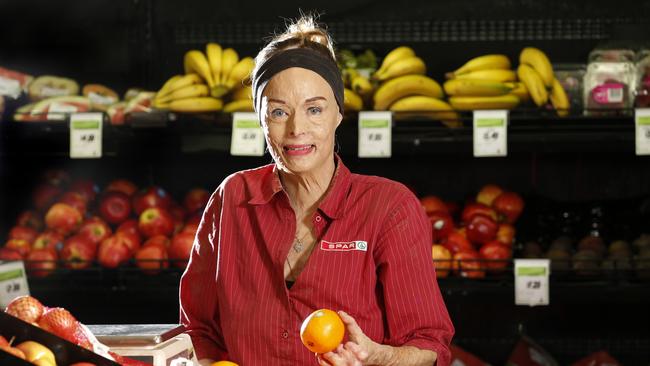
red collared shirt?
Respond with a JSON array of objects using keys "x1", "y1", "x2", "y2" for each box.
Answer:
[{"x1": 179, "y1": 157, "x2": 454, "y2": 366}]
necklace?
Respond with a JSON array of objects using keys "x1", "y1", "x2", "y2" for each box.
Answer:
[{"x1": 293, "y1": 234, "x2": 305, "y2": 253}]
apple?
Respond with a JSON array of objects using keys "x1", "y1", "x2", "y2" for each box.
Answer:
[
  {"x1": 135, "y1": 243, "x2": 169, "y2": 274},
  {"x1": 132, "y1": 186, "x2": 172, "y2": 215},
  {"x1": 492, "y1": 191, "x2": 524, "y2": 224},
  {"x1": 184, "y1": 188, "x2": 210, "y2": 213},
  {"x1": 419, "y1": 195, "x2": 448, "y2": 215},
  {"x1": 33, "y1": 231, "x2": 65, "y2": 252},
  {"x1": 32, "y1": 184, "x2": 62, "y2": 211},
  {"x1": 5, "y1": 295, "x2": 45, "y2": 323},
  {"x1": 138, "y1": 207, "x2": 175, "y2": 238},
  {"x1": 72, "y1": 324, "x2": 94, "y2": 351},
  {"x1": 116, "y1": 231, "x2": 141, "y2": 254},
  {"x1": 432, "y1": 244, "x2": 452, "y2": 278},
  {"x1": 476, "y1": 184, "x2": 503, "y2": 206},
  {"x1": 98, "y1": 191, "x2": 132, "y2": 225},
  {"x1": 60, "y1": 191, "x2": 88, "y2": 217},
  {"x1": 443, "y1": 231, "x2": 474, "y2": 255},
  {"x1": 0, "y1": 344, "x2": 26, "y2": 360},
  {"x1": 0, "y1": 247, "x2": 23, "y2": 261},
  {"x1": 479, "y1": 240, "x2": 512, "y2": 271},
  {"x1": 182, "y1": 221, "x2": 200, "y2": 236},
  {"x1": 61, "y1": 235, "x2": 96, "y2": 269},
  {"x1": 98, "y1": 235, "x2": 132, "y2": 268},
  {"x1": 9, "y1": 225, "x2": 39, "y2": 244},
  {"x1": 185, "y1": 213, "x2": 201, "y2": 227},
  {"x1": 78, "y1": 216, "x2": 112, "y2": 246},
  {"x1": 105, "y1": 178, "x2": 138, "y2": 196},
  {"x1": 452, "y1": 251, "x2": 485, "y2": 278},
  {"x1": 45, "y1": 203, "x2": 82, "y2": 236},
  {"x1": 25, "y1": 248, "x2": 58, "y2": 277},
  {"x1": 69, "y1": 178, "x2": 99, "y2": 202},
  {"x1": 429, "y1": 210, "x2": 454, "y2": 242},
  {"x1": 0, "y1": 335, "x2": 8, "y2": 347},
  {"x1": 144, "y1": 235, "x2": 170, "y2": 248},
  {"x1": 169, "y1": 203, "x2": 187, "y2": 234},
  {"x1": 43, "y1": 169, "x2": 70, "y2": 187},
  {"x1": 169, "y1": 231, "x2": 195, "y2": 268},
  {"x1": 16, "y1": 210, "x2": 44, "y2": 231},
  {"x1": 117, "y1": 218, "x2": 140, "y2": 239},
  {"x1": 496, "y1": 223, "x2": 515, "y2": 246},
  {"x1": 5, "y1": 238, "x2": 31, "y2": 257},
  {"x1": 466, "y1": 214, "x2": 498, "y2": 245},
  {"x1": 461, "y1": 203, "x2": 498, "y2": 224},
  {"x1": 38, "y1": 307, "x2": 78, "y2": 343}
]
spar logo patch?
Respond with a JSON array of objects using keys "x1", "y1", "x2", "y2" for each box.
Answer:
[{"x1": 320, "y1": 240, "x2": 368, "y2": 252}]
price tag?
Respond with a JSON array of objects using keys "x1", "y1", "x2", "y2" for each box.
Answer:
[
  {"x1": 47, "y1": 102, "x2": 79, "y2": 121},
  {"x1": 0, "y1": 261, "x2": 30, "y2": 308},
  {"x1": 473, "y1": 110, "x2": 508, "y2": 157},
  {"x1": 635, "y1": 108, "x2": 650, "y2": 156},
  {"x1": 358, "y1": 111, "x2": 391, "y2": 158},
  {"x1": 0, "y1": 76, "x2": 21, "y2": 99},
  {"x1": 70, "y1": 113, "x2": 102, "y2": 158},
  {"x1": 230, "y1": 112, "x2": 265, "y2": 156},
  {"x1": 514, "y1": 259, "x2": 550, "y2": 306}
]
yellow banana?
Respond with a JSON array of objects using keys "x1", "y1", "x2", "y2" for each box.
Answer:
[
  {"x1": 520, "y1": 47, "x2": 554, "y2": 88},
  {"x1": 220, "y1": 48, "x2": 239, "y2": 85},
  {"x1": 443, "y1": 79, "x2": 512, "y2": 97},
  {"x1": 224, "y1": 57, "x2": 255, "y2": 89},
  {"x1": 351, "y1": 75, "x2": 374, "y2": 96},
  {"x1": 549, "y1": 78, "x2": 570, "y2": 117},
  {"x1": 517, "y1": 64, "x2": 548, "y2": 107},
  {"x1": 206, "y1": 43, "x2": 223, "y2": 87},
  {"x1": 344, "y1": 88, "x2": 363, "y2": 111},
  {"x1": 343, "y1": 68, "x2": 359, "y2": 87},
  {"x1": 505, "y1": 82, "x2": 530, "y2": 102},
  {"x1": 389, "y1": 96, "x2": 459, "y2": 122},
  {"x1": 373, "y1": 75, "x2": 443, "y2": 110},
  {"x1": 184, "y1": 50, "x2": 215, "y2": 88},
  {"x1": 231, "y1": 86, "x2": 252, "y2": 101},
  {"x1": 448, "y1": 95, "x2": 520, "y2": 111},
  {"x1": 156, "y1": 74, "x2": 202, "y2": 100},
  {"x1": 153, "y1": 99, "x2": 170, "y2": 109},
  {"x1": 375, "y1": 46, "x2": 416, "y2": 77},
  {"x1": 223, "y1": 99, "x2": 254, "y2": 113},
  {"x1": 158, "y1": 84, "x2": 209, "y2": 103},
  {"x1": 448, "y1": 55, "x2": 511, "y2": 77},
  {"x1": 374, "y1": 56, "x2": 426, "y2": 81},
  {"x1": 454, "y1": 69, "x2": 517, "y2": 82},
  {"x1": 157, "y1": 75, "x2": 183, "y2": 98},
  {"x1": 169, "y1": 97, "x2": 223, "y2": 113}
]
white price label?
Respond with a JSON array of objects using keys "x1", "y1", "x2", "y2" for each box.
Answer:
[
  {"x1": 230, "y1": 112, "x2": 265, "y2": 156},
  {"x1": 0, "y1": 76, "x2": 21, "y2": 99},
  {"x1": 514, "y1": 259, "x2": 550, "y2": 306},
  {"x1": 0, "y1": 261, "x2": 30, "y2": 308},
  {"x1": 473, "y1": 110, "x2": 508, "y2": 157},
  {"x1": 70, "y1": 113, "x2": 102, "y2": 158},
  {"x1": 358, "y1": 111, "x2": 392, "y2": 158},
  {"x1": 47, "y1": 102, "x2": 79, "y2": 121},
  {"x1": 635, "y1": 108, "x2": 650, "y2": 155}
]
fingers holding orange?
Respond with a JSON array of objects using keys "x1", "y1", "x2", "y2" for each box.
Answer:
[{"x1": 300, "y1": 308, "x2": 345, "y2": 354}]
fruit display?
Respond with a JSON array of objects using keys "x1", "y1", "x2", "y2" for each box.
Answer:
[
  {"x1": 1, "y1": 170, "x2": 208, "y2": 276},
  {"x1": 583, "y1": 48, "x2": 636, "y2": 115},
  {"x1": 153, "y1": 43, "x2": 254, "y2": 113}
]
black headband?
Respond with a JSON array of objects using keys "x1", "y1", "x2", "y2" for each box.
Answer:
[{"x1": 252, "y1": 47, "x2": 344, "y2": 117}]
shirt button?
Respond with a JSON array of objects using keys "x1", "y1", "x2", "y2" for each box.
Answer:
[
  {"x1": 281, "y1": 331, "x2": 289, "y2": 339},
  {"x1": 315, "y1": 215, "x2": 322, "y2": 222}
]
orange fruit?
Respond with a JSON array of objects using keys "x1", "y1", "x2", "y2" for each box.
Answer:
[
  {"x1": 211, "y1": 362, "x2": 239, "y2": 366},
  {"x1": 300, "y1": 309, "x2": 345, "y2": 354}
]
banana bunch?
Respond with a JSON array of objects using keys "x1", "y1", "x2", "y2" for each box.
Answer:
[
  {"x1": 153, "y1": 73, "x2": 222, "y2": 113},
  {"x1": 372, "y1": 46, "x2": 427, "y2": 82},
  {"x1": 340, "y1": 68, "x2": 371, "y2": 111},
  {"x1": 444, "y1": 54, "x2": 521, "y2": 110},
  {"x1": 517, "y1": 47, "x2": 569, "y2": 116}
]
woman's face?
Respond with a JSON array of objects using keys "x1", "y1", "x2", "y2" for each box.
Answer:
[{"x1": 260, "y1": 67, "x2": 342, "y2": 175}]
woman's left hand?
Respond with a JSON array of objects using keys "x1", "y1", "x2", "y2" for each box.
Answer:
[{"x1": 316, "y1": 311, "x2": 383, "y2": 366}]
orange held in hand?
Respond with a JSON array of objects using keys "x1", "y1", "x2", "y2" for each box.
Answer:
[
  {"x1": 300, "y1": 308, "x2": 345, "y2": 354},
  {"x1": 211, "y1": 362, "x2": 239, "y2": 366}
]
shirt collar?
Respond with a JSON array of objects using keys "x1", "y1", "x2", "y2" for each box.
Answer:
[{"x1": 247, "y1": 154, "x2": 352, "y2": 220}]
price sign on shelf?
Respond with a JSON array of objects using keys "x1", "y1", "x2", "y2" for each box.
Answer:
[
  {"x1": 70, "y1": 113, "x2": 102, "y2": 159},
  {"x1": 0, "y1": 76, "x2": 21, "y2": 99},
  {"x1": 635, "y1": 108, "x2": 650, "y2": 156},
  {"x1": 514, "y1": 259, "x2": 550, "y2": 307},
  {"x1": 230, "y1": 112, "x2": 265, "y2": 156},
  {"x1": 473, "y1": 110, "x2": 508, "y2": 157},
  {"x1": 358, "y1": 111, "x2": 392, "y2": 158},
  {"x1": 0, "y1": 261, "x2": 30, "y2": 308}
]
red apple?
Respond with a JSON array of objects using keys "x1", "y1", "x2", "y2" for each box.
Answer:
[
  {"x1": 169, "y1": 231, "x2": 195, "y2": 268},
  {"x1": 452, "y1": 250, "x2": 485, "y2": 278},
  {"x1": 479, "y1": 240, "x2": 512, "y2": 271},
  {"x1": 42, "y1": 169, "x2": 70, "y2": 187},
  {"x1": 45, "y1": 203, "x2": 82, "y2": 236},
  {"x1": 461, "y1": 203, "x2": 498, "y2": 224},
  {"x1": 60, "y1": 191, "x2": 88, "y2": 217},
  {"x1": 25, "y1": 248, "x2": 58, "y2": 277},
  {"x1": 143, "y1": 235, "x2": 170, "y2": 248},
  {"x1": 0, "y1": 345, "x2": 26, "y2": 360},
  {"x1": 33, "y1": 231, "x2": 65, "y2": 253},
  {"x1": 97, "y1": 235, "x2": 132, "y2": 268},
  {"x1": 138, "y1": 207, "x2": 174, "y2": 238},
  {"x1": 32, "y1": 184, "x2": 62, "y2": 211},
  {"x1": 496, "y1": 223, "x2": 515, "y2": 246},
  {"x1": 493, "y1": 191, "x2": 524, "y2": 224},
  {"x1": 419, "y1": 195, "x2": 448, "y2": 215},
  {"x1": 5, "y1": 295, "x2": 45, "y2": 323},
  {"x1": 69, "y1": 178, "x2": 99, "y2": 203},
  {"x1": 116, "y1": 231, "x2": 141, "y2": 254},
  {"x1": 169, "y1": 203, "x2": 187, "y2": 234},
  {"x1": 61, "y1": 235, "x2": 96, "y2": 269},
  {"x1": 71, "y1": 324, "x2": 94, "y2": 351},
  {"x1": 78, "y1": 217, "x2": 112, "y2": 246},
  {"x1": 98, "y1": 191, "x2": 132, "y2": 225},
  {"x1": 39, "y1": 307, "x2": 77, "y2": 343},
  {"x1": 132, "y1": 186, "x2": 172, "y2": 215},
  {"x1": 429, "y1": 211, "x2": 454, "y2": 242},
  {"x1": 185, "y1": 213, "x2": 201, "y2": 227},
  {"x1": 183, "y1": 188, "x2": 210, "y2": 213},
  {"x1": 466, "y1": 214, "x2": 498, "y2": 245},
  {"x1": 16, "y1": 210, "x2": 44, "y2": 231},
  {"x1": 443, "y1": 231, "x2": 474, "y2": 255},
  {"x1": 0, "y1": 247, "x2": 23, "y2": 261},
  {"x1": 9, "y1": 226, "x2": 39, "y2": 244},
  {"x1": 5, "y1": 238, "x2": 31, "y2": 257},
  {"x1": 182, "y1": 221, "x2": 200, "y2": 236},
  {"x1": 135, "y1": 244, "x2": 169, "y2": 274},
  {"x1": 0, "y1": 335, "x2": 8, "y2": 347},
  {"x1": 117, "y1": 219, "x2": 141, "y2": 241},
  {"x1": 105, "y1": 178, "x2": 138, "y2": 197},
  {"x1": 476, "y1": 184, "x2": 503, "y2": 206},
  {"x1": 432, "y1": 244, "x2": 452, "y2": 278}
]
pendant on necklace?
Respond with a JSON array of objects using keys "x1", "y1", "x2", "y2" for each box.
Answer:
[{"x1": 293, "y1": 241, "x2": 303, "y2": 253}]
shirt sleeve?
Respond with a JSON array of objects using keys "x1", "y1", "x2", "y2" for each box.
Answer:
[
  {"x1": 179, "y1": 186, "x2": 229, "y2": 361},
  {"x1": 374, "y1": 189, "x2": 455, "y2": 366}
]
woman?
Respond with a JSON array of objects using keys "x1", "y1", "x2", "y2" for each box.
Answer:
[{"x1": 180, "y1": 16, "x2": 454, "y2": 366}]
